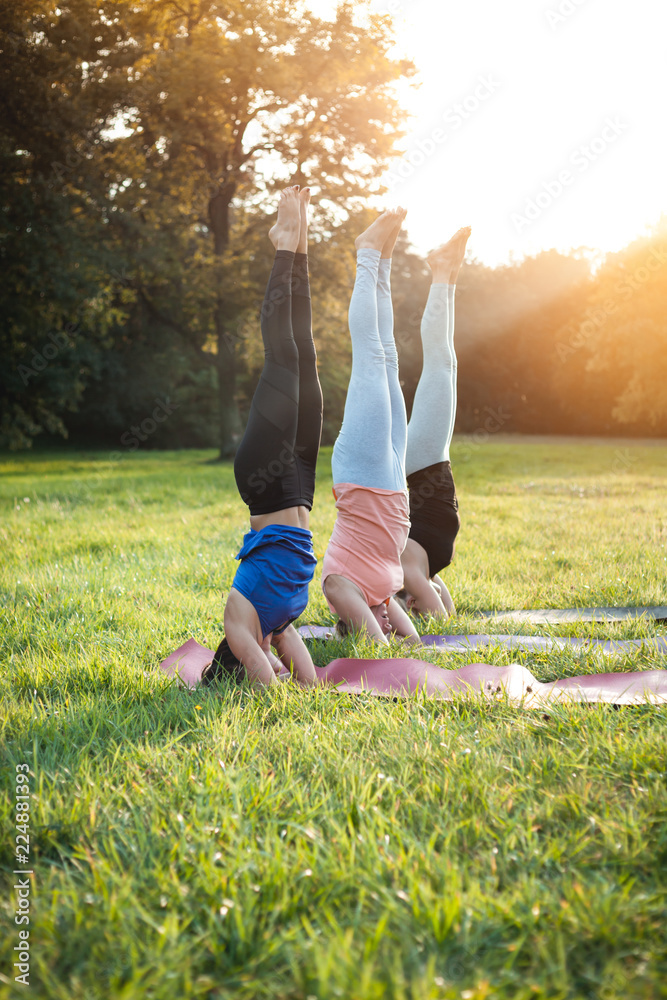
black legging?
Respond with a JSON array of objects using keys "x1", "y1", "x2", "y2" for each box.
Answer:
[{"x1": 234, "y1": 250, "x2": 323, "y2": 516}]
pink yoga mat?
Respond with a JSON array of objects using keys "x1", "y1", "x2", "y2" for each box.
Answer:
[
  {"x1": 159, "y1": 638, "x2": 216, "y2": 689},
  {"x1": 159, "y1": 640, "x2": 667, "y2": 706},
  {"x1": 320, "y1": 658, "x2": 667, "y2": 706}
]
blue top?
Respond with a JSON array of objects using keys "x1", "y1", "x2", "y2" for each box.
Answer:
[{"x1": 231, "y1": 524, "x2": 317, "y2": 638}]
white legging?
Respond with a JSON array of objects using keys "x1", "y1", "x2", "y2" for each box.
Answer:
[
  {"x1": 405, "y1": 283, "x2": 456, "y2": 477},
  {"x1": 332, "y1": 249, "x2": 407, "y2": 491}
]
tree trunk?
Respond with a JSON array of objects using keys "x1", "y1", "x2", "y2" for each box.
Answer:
[
  {"x1": 209, "y1": 180, "x2": 241, "y2": 459},
  {"x1": 216, "y1": 313, "x2": 240, "y2": 459}
]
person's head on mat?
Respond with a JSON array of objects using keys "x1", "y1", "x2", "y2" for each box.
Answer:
[
  {"x1": 205, "y1": 185, "x2": 324, "y2": 688},
  {"x1": 372, "y1": 600, "x2": 392, "y2": 635}
]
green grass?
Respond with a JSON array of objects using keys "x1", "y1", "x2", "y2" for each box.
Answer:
[{"x1": 1, "y1": 440, "x2": 666, "y2": 1000}]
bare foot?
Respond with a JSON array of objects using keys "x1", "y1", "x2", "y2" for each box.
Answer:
[
  {"x1": 380, "y1": 207, "x2": 408, "y2": 259},
  {"x1": 297, "y1": 187, "x2": 311, "y2": 254},
  {"x1": 269, "y1": 187, "x2": 301, "y2": 252},
  {"x1": 426, "y1": 226, "x2": 471, "y2": 283},
  {"x1": 355, "y1": 208, "x2": 406, "y2": 252}
]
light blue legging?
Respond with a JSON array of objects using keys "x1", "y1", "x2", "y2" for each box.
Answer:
[
  {"x1": 332, "y1": 249, "x2": 407, "y2": 491},
  {"x1": 405, "y1": 283, "x2": 456, "y2": 477}
]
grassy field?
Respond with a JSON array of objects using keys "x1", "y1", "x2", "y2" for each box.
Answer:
[{"x1": 1, "y1": 439, "x2": 666, "y2": 1000}]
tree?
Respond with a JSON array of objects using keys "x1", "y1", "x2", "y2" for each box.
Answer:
[
  {"x1": 98, "y1": 0, "x2": 414, "y2": 455},
  {"x1": 1, "y1": 0, "x2": 413, "y2": 452},
  {"x1": 559, "y1": 219, "x2": 667, "y2": 432},
  {"x1": 0, "y1": 0, "x2": 143, "y2": 448}
]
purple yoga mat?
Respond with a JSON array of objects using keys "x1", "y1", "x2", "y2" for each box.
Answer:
[
  {"x1": 159, "y1": 640, "x2": 667, "y2": 705},
  {"x1": 483, "y1": 605, "x2": 667, "y2": 624},
  {"x1": 297, "y1": 626, "x2": 667, "y2": 656},
  {"x1": 298, "y1": 624, "x2": 338, "y2": 640},
  {"x1": 420, "y1": 634, "x2": 667, "y2": 655}
]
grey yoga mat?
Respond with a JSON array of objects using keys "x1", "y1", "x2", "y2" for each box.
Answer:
[
  {"x1": 482, "y1": 606, "x2": 667, "y2": 624},
  {"x1": 297, "y1": 625, "x2": 667, "y2": 656},
  {"x1": 420, "y1": 634, "x2": 667, "y2": 655}
]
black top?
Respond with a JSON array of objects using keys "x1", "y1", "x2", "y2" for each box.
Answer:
[{"x1": 407, "y1": 460, "x2": 460, "y2": 578}]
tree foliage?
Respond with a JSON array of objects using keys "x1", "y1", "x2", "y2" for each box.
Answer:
[
  {"x1": 0, "y1": 0, "x2": 137, "y2": 447},
  {"x1": 553, "y1": 220, "x2": 667, "y2": 430},
  {"x1": 1, "y1": 0, "x2": 413, "y2": 450}
]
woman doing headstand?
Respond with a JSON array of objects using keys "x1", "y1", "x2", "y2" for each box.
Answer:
[
  {"x1": 399, "y1": 226, "x2": 471, "y2": 619},
  {"x1": 204, "y1": 186, "x2": 323, "y2": 686},
  {"x1": 321, "y1": 209, "x2": 420, "y2": 645}
]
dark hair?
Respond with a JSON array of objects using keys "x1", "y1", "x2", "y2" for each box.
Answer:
[
  {"x1": 393, "y1": 589, "x2": 409, "y2": 615},
  {"x1": 336, "y1": 619, "x2": 349, "y2": 638},
  {"x1": 201, "y1": 636, "x2": 245, "y2": 685}
]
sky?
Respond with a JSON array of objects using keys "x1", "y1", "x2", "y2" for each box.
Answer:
[{"x1": 310, "y1": 0, "x2": 667, "y2": 265}]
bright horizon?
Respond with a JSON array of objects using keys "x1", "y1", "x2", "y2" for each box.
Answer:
[{"x1": 311, "y1": 0, "x2": 667, "y2": 266}]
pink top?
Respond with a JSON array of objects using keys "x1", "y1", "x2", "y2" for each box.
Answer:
[{"x1": 321, "y1": 483, "x2": 410, "y2": 611}]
